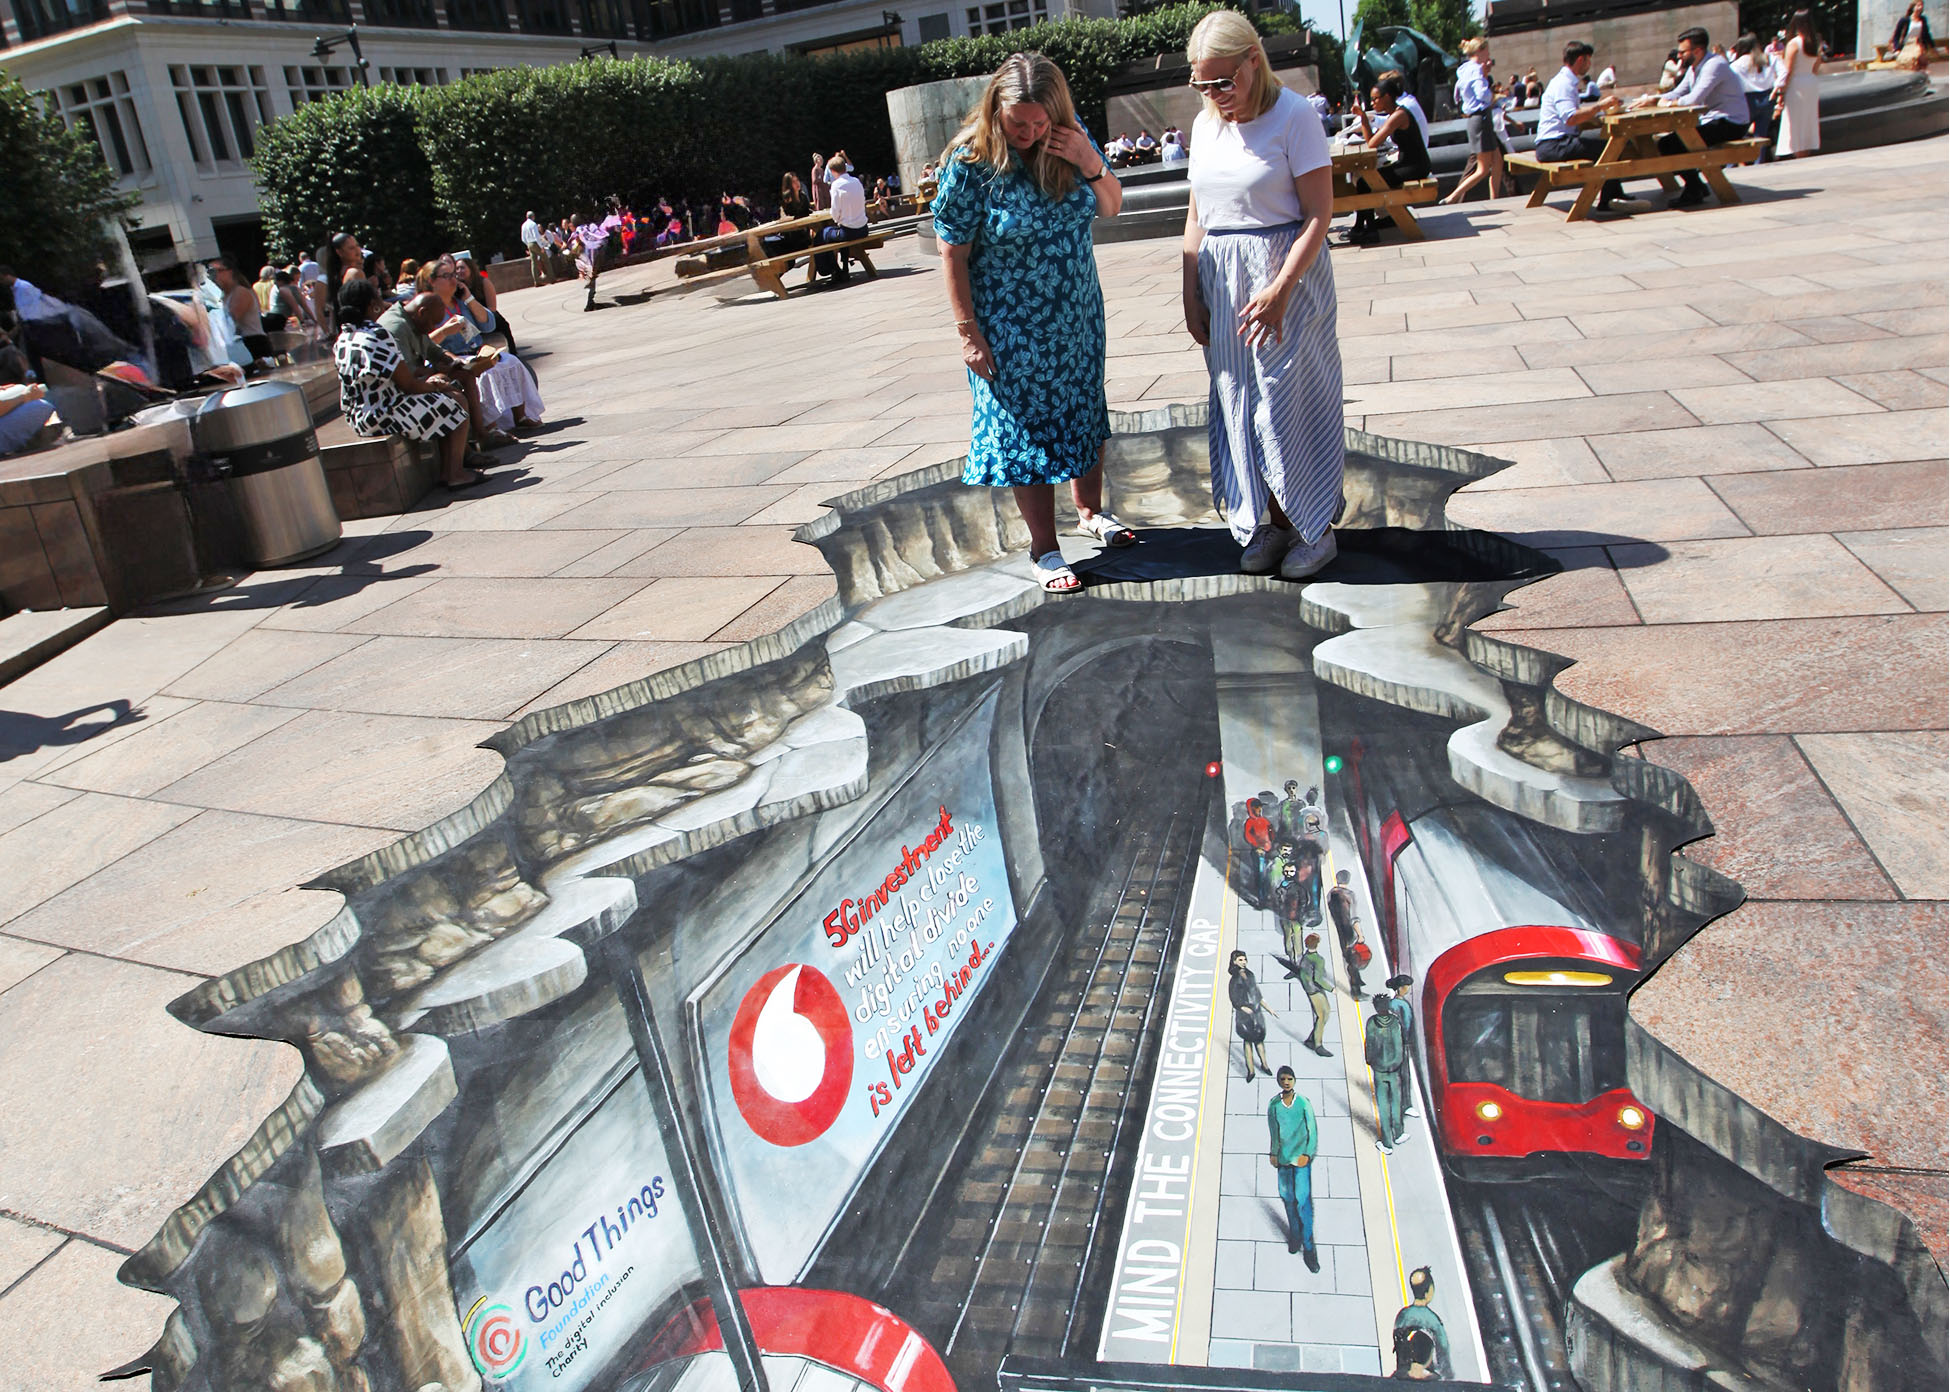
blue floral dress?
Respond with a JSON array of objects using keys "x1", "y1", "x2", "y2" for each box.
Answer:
[{"x1": 932, "y1": 144, "x2": 1110, "y2": 487}]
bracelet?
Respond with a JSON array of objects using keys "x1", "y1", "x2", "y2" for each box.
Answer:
[{"x1": 955, "y1": 317, "x2": 977, "y2": 328}]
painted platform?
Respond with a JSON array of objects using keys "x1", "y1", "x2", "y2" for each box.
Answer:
[{"x1": 1096, "y1": 612, "x2": 1487, "y2": 1381}]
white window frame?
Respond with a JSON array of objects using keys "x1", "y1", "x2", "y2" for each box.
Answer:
[
  {"x1": 169, "y1": 63, "x2": 273, "y2": 170},
  {"x1": 51, "y1": 70, "x2": 153, "y2": 180}
]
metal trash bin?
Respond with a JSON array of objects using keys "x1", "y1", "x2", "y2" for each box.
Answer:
[{"x1": 193, "y1": 380, "x2": 341, "y2": 566}]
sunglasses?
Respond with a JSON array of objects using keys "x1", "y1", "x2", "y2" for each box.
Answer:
[{"x1": 1188, "y1": 76, "x2": 1239, "y2": 95}]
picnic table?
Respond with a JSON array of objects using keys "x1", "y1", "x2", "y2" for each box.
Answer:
[
  {"x1": 1329, "y1": 146, "x2": 1438, "y2": 241},
  {"x1": 1505, "y1": 106, "x2": 1768, "y2": 221},
  {"x1": 671, "y1": 210, "x2": 892, "y2": 299}
]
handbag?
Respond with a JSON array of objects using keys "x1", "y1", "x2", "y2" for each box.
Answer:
[{"x1": 1350, "y1": 941, "x2": 1373, "y2": 968}]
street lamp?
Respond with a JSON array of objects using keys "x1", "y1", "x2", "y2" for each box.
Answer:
[
  {"x1": 310, "y1": 27, "x2": 371, "y2": 87},
  {"x1": 580, "y1": 40, "x2": 618, "y2": 58}
]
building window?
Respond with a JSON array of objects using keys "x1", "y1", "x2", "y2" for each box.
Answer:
[
  {"x1": 52, "y1": 71, "x2": 153, "y2": 179},
  {"x1": 379, "y1": 66, "x2": 448, "y2": 85},
  {"x1": 637, "y1": 0, "x2": 716, "y2": 37},
  {"x1": 285, "y1": 63, "x2": 352, "y2": 104},
  {"x1": 361, "y1": 0, "x2": 438, "y2": 25},
  {"x1": 513, "y1": 0, "x2": 572, "y2": 31},
  {"x1": 170, "y1": 64, "x2": 272, "y2": 168},
  {"x1": 446, "y1": 0, "x2": 509, "y2": 28},
  {"x1": 12, "y1": 0, "x2": 110, "y2": 40},
  {"x1": 916, "y1": 10, "x2": 948, "y2": 40},
  {"x1": 965, "y1": 0, "x2": 1041, "y2": 31}
]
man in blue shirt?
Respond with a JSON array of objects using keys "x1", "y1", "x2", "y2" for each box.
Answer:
[
  {"x1": 1634, "y1": 26, "x2": 1754, "y2": 206},
  {"x1": 1533, "y1": 41, "x2": 1649, "y2": 214},
  {"x1": 1266, "y1": 1065, "x2": 1320, "y2": 1271}
]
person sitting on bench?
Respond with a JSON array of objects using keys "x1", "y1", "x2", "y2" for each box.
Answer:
[
  {"x1": 1533, "y1": 41, "x2": 1650, "y2": 215},
  {"x1": 817, "y1": 155, "x2": 873, "y2": 288},
  {"x1": 1632, "y1": 26, "x2": 1752, "y2": 207},
  {"x1": 1343, "y1": 74, "x2": 1432, "y2": 245}
]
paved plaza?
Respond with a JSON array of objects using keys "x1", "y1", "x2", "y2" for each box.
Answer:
[{"x1": 0, "y1": 137, "x2": 1945, "y2": 1389}]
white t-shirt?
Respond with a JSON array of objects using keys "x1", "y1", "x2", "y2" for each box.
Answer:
[
  {"x1": 1189, "y1": 86, "x2": 1331, "y2": 230},
  {"x1": 828, "y1": 171, "x2": 868, "y2": 229},
  {"x1": 1398, "y1": 94, "x2": 1432, "y2": 146}
]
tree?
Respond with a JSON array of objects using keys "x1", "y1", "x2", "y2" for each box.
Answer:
[
  {"x1": 1352, "y1": 0, "x2": 1411, "y2": 34},
  {"x1": 0, "y1": 72, "x2": 135, "y2": 295},
  {"x1": 1408, "y1": 0, "x2": 1478, "y2": 54},
  {"x1": 1311, "y1": 29, "x2": 1350, "y2": 102}
]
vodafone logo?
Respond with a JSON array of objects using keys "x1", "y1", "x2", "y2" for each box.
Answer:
[{"x1": 728, "y1": 964, "x2": 853, "y2": 1146}]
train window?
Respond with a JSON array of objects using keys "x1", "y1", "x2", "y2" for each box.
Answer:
[{"x1": 1446, "y1": 971, "x2": 1627, "y2": 1104}]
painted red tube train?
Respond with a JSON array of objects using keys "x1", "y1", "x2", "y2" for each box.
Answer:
[{"x1": 1344, "y1": 748, "x2": 1655, "y2": 1168}]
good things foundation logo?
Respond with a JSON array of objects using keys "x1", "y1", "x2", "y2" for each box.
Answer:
[
  {"x1": 728, "y1": 963, "x2": 853, "y2": 1146},
  {"x1": 464, "y1": 1298, "x2": 527, "y2": 1378}
]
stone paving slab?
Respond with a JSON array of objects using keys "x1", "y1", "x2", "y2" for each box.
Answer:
[{"x1": 0, "y1": 136, "x2": 1944, "y2": 1387}]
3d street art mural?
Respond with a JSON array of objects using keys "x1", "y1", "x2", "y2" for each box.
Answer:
[{"x1": 118, "y1": 406, "x2": 1945, "y2": 1392}]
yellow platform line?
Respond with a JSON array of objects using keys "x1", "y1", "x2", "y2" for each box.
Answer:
[{"x1": 1169, "y1": 844, "x2": 1234, "y2": 1365}]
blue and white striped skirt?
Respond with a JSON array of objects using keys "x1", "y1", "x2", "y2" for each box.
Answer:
[{"x1": 1198, "y1": 224, "x2": 1345, "y2": 545}]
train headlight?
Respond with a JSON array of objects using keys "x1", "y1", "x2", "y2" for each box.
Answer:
[
  {"x1": 1475, "y1": 1100, "x2": 1503, "y2": 1122},
  {"x1": 1618, "y1": 1105, "x2": 1647, "y2": 1130}
]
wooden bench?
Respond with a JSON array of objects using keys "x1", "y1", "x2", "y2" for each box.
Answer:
[
  {"x1": 743, "y1": 231, "x2": 892, "y2": 299},
  {"x1": 1510, "y1": 108, "x2": 1768, "y2": 220}
]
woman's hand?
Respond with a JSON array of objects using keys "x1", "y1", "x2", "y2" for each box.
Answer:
[
  {"x1": 959, "y1": 322, "x2": 995, "y2": 380},
  {"x1": 1237, "y1": 278, "x2": 1296, "y2": 349},
  {"x1": 1185, "y1": 287, "x2": 1210, "y2": 346},
  {"x1": 1046, "y1": 123, "x2": 1104, "y2": 176}
]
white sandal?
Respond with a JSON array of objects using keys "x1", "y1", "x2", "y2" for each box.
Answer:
[
  {"x1": 1033, "y1": 551, "x2": 1081, "y2": 593},
  {"x1": 1076, "y1": 510, "x2": 1137, "y2": 548}
]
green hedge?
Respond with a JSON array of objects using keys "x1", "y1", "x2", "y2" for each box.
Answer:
[{"x1": 252, "y1": 1, "x2": 1299, "y2": 261}]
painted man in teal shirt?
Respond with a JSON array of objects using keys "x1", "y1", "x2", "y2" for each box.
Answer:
[{"x1": 1266, "y1": 1064, "x2": 1320, "y2": 1271}]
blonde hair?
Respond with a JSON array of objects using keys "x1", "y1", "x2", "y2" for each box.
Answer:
[
  {"x1": 1187, "y1": 10, "x2": 1283, "y2": 120},
  {"x1": 1460, "y1": 36, "x2": 1486, "y2": 56},
  {"x1": 943, "y1": 52, "x2": 1082, "y2": 201}
]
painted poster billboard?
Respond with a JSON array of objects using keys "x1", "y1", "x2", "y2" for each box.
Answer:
[
  {"x1": 695, "y1": 691, "x2": 1020, "y2": 1283},
  {"x1": 448, "y1": 1070, "x2": 702, "y2": 1390}
]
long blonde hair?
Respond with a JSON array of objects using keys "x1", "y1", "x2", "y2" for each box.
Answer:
[
  {"x1": 944, "y1": 52, "x2": 1082, "y2": 200},
  {"x1": 1186, "y1": 10, "x2": 1283, "y2": 121}
]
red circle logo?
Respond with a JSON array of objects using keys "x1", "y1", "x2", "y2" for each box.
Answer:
[{"x1": 728, "y1": 963, "x2": 854, "y2": 1146}]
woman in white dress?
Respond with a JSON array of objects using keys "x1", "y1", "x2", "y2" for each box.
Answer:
[
  {"x1": 1775, "y1": 9, "x2": 1823, "y2": 157},
  {"x1": 1181, "y1": 9, "x2": 1343, "y2": 580}
]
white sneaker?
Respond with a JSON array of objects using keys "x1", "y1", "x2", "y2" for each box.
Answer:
[
  {"x1": 1240, "y1": 524, "x2": 1293, "y2": 574},
  {"x1": 1279, "y1": 529, "x2": 1338, "y2": 580},
  {"x1": 1605, "y1": 197, "x2": 1654, "y2": 214},
  {"x1": 1404, "y1": 1105, "x2": 1421, "y2": 1118},
  {"x1": 1375, "y1": 1140, "x2": 1394, "y2": 1154}
]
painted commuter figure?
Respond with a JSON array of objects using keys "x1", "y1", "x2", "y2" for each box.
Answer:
[
  {"x1": 1385, "y1": 973, "x2": 1421, "y2": 1118},
  {"x1": 1393, "y1": 1267, "x2": 1452, "y2": 1379},
  {"x1": 1266, "y1": 1064, "x2": 1321, "y2": 1271},
  {"x1": 1230, "y1": 950, "x2": 1275, "y2": 1080},
  {"x1": 1298, "y1": 933, "x2": 1333, "y2": 1057},
  {"x1": 1367, "y1": 992, "x2": 1408, "y2": 1152},
  {"x1": 1294, "y1": 805, "x2": 1327, "y2": 925},
  {"x1": 1276, "y1": 779, "x2": 1318, "y2": 839},
  {"x1": 1268, "y1": 840, "x2": 1304, "y2": 952},
  {"x1": 1327, "y1": 869, "x2": 1368, "y2": 994},
  {"x1": 1242, "y1": 798, "x2": 1275, "y2": 897}
]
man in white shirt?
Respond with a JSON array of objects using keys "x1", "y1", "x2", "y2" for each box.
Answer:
[
  {"x1": 520, "y1": 211, "x2": 549, "y2": 285},
  {"x1": 1534, "y1": 41, "x2": 1650, "y2": 213},
  {"x1": 817, "y1": 155, "x2": 873, "y2": 288},
  {"x1": 1634, "y1": 25, "x2": 1753, "y2": 206}
]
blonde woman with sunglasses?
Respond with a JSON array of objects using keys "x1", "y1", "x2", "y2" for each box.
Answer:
[
  {"x1": 1182, "y1": 10, "x2": 1344, "y2": 580},
  {"x1": 933, "y1": 52, "x2": 1130, "y2": 595}
]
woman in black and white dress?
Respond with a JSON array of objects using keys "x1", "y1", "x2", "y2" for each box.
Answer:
[
  {"x1": 1182, "y1": 9, "x2": 1344, "y2": 581},
  {"x1": 333, "y1": 279, "x2": 482, "y2": 490}
]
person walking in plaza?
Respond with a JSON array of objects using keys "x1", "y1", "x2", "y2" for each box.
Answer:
[
  {"x1": 1266, "y1": 1065, "x2": 1320, "y2": 1270},
  {"x1": 1366, "y1": 991, "x2": 1408, "y2": 1152},
  {"x1": 933, "y1": 52, "x2": 1133, "y2": 596},
  {"x1": 1298, "y1": 933, "x2": 1333, "y2": 1057},
  {"x1": 1229, "y1": 949, "x2": 1275, "y2": 1081},
  {"x1": 1393, "y1": 1267, "x2": 1452, "y2": 1379},
  {"x1": 1385, "y1": 972, "x2": 1420, "y2": 1118},
  {"x1": 1181, "y1": 9, "x2": 1344, "y2": 581},
  {"x1": 1774, "y1": 10, "x2": 1824, "y2": 157},
  {"x1": 521, "y1": 211, "x2": 550, "y2": 285},
  {"x1": 1443, "y1": 38, "x2": 1506, "y2": 203},
  {"x1": 571, "y1": 211, "x2": 613, "y2": 312}
]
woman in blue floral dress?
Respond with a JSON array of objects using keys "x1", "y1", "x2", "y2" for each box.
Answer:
[{"x1": 933, "y1": 53, "x2": 1132, "y2": 593}]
